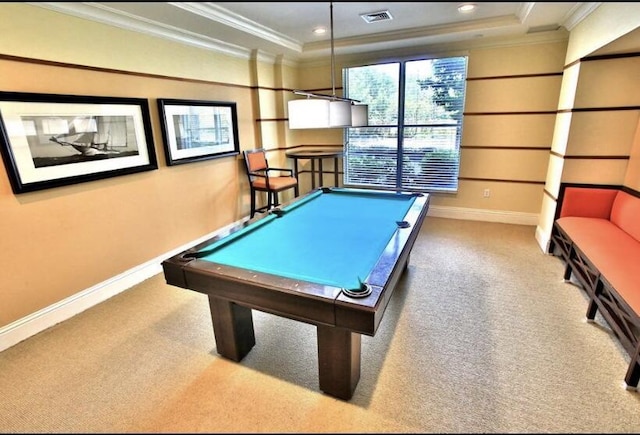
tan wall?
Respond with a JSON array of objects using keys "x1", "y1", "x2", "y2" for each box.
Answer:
[
  {"x1": 554, "y1": 57, "x2": 640, "y2": 189},
  {"x1": 0, "y1": 58, "x2": 257, "y2": 326},
  {"x1": 0, "y1": 4, "x2": 260, "y2": 327},
  {"x1": 0, "y1": 3, "x2": 251, "y2": 85},
  {"x1": 563, "y1": 57, "x2": 640, "y2": 188},
  {"x1": 441, "y1": 41, "x2": 566, "y2": 213}
]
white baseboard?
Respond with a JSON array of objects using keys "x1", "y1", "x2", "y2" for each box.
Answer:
[
  {"x1": 0, "y1": 219, "x2": 247, "y2": 353},
  {"x1": 427, "y1": 205, "x2": 539, "y2": 226},
  {"x1": 0, "y1": 207, "x2": 536, "y2": 353}
]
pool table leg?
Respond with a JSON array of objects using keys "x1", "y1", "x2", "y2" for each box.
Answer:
[
  {"x1": 208, "y1": 296, "x2": 256, "y2": 362},
  {"x1": 317, "y1": 324, "x2": 361, "y2": 400}
]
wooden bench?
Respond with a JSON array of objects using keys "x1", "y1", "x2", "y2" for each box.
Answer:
[{"x1": 550, "y1": 183, "x2": 640, "y2": 390}]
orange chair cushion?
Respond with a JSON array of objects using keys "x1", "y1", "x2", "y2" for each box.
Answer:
[
  {"x1": 559, "y1": 187, "x2": 618, "y2": 219},
  {"x1": 246, "y1": 151, "x2": 268, "y2": 172},
  {"x1": 252, "y1": 176, "x2": 297, "y2": 191}
]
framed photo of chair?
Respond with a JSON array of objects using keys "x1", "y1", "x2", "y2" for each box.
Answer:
[{"x1": 157, "y1": 98, "x2": 240, "y2": 166}]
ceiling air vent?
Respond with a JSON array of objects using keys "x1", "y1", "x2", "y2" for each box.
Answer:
[
  {"x1": 527, "y1": 24, "x2": 561, "y2": 34},
  {"x1": 360, "y1": 10, "x2": 393, "y2": 23}
]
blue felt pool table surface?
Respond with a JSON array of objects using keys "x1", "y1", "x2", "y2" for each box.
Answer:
[{"x1": 195, "y1": 187, "x2": 418, "y2": 292}]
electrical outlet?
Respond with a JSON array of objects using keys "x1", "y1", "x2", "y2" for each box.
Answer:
[{"x1": 483, "y1": 188, "x2": 490, "y2": 198}]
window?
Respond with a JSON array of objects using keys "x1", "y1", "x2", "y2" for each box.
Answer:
[{"x1": 344, "y1": 56, "x2": 468, "y2": 193}]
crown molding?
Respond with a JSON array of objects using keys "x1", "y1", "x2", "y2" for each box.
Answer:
[
  {"x1": 171, "y1": 2, "x2": 303, "y2": 53},
  {"x1": 562, "y1": 2, "x2": 602, "y2": 30},
  {"x1": 517, "y1": 3, "x2": 536, "y2": 23},
  {"x1": 27, "y1": 2, "x2": 599, "y2": 66},
  {"x1": 517, "y1": 2, "x2": 600, "y2": 31},
  {"x1": 303, "y1": 14, "x2": 522, "y2": 54},
  {"x1": 301, "y1": 28, "x2": 570, "y2": 69},
  {"x1": 29, "y1": 2, "x2": 254, "y2": 60}
]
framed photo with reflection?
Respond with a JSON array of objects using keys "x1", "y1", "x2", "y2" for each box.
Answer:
[
  {"x1": 157, "y1": 98, "x2": 240, "y2": 166},
  {"x1": 0, "y1": 91, "x2": 157, "y2": 194}
]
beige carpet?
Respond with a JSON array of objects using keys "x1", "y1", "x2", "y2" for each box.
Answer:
[{"x1": 1, "y1": 217, "x2": 639, "y2": 433}]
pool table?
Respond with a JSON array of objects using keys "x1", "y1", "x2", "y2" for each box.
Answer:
[{"x1": 162, "y1": 186, "x2": 430, "y2": 400}]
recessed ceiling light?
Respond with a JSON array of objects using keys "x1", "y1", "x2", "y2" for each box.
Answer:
[
  {"x1": 313, "y1": 26, "x2": 327, "y2": 35},
  {"x1": 458, "y1": 3, "x2": 477, "y2": 13}
]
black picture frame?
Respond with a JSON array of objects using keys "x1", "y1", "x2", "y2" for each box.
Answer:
[
  {"x1": 157, "y1": 98, "x2": 240, "y2": 166},
  {"x1": 0, "y1": 91, "x2": 157, "y2": 194}
]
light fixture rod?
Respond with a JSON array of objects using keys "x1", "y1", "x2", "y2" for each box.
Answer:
[
  {"x1": 330, "y1": 1, "x2": 336, "y2": 97},
  {"x1": 292, "y1": 90, "x2": 360, "y2": 103},
  {"x1": 292, "y1": 2, "x2": 361, "y2": 103}
]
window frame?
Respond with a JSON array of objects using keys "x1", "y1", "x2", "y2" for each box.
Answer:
[{"x1": 343, "y1": 55, "x2": 468, "y2": 193}]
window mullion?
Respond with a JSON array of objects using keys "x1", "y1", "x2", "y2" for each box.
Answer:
[{"x1": 396, "y1": 61, "x2": 406, "y2": 190}]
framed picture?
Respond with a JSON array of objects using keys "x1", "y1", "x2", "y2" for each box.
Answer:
[
  {"x1": 157, "y1": 98, "x2": 240, "y2": 166},
  {"x1": 0, "y1": 91, "x2": 157, "y2": 194}
]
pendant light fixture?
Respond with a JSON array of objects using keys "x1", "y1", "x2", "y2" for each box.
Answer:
[{"x1": 288, "y1": 2, "x2": 368, "y2": 129}]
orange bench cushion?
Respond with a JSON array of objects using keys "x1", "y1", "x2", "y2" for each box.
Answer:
[
  {"x1": 611, "y1": 190, "x2": 640, "y2": 242},
  {"x1": 559, "y1": 187, "x2": 619, "y2": 219},
  {"x1": 556, "y1": 216, "x2": 640, "y2": 315}
]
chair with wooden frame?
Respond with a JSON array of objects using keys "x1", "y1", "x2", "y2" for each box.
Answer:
[{"x1": 243, "y1": 148, "x2": 298, "y2": 218}]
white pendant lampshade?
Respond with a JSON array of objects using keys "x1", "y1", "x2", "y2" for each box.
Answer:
[
  {"x1": 351, "y1": 104, "x2": 368, "y2": 127},
  {"x1": 288, "y1": 99, "x2": 330, "y2": 129},
  {"x1": 287, "y1": 3, "x2": 369, "y2": 130},
  {"x1": 329, "y1": 100, "x2": 352, "y2": 127}
]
